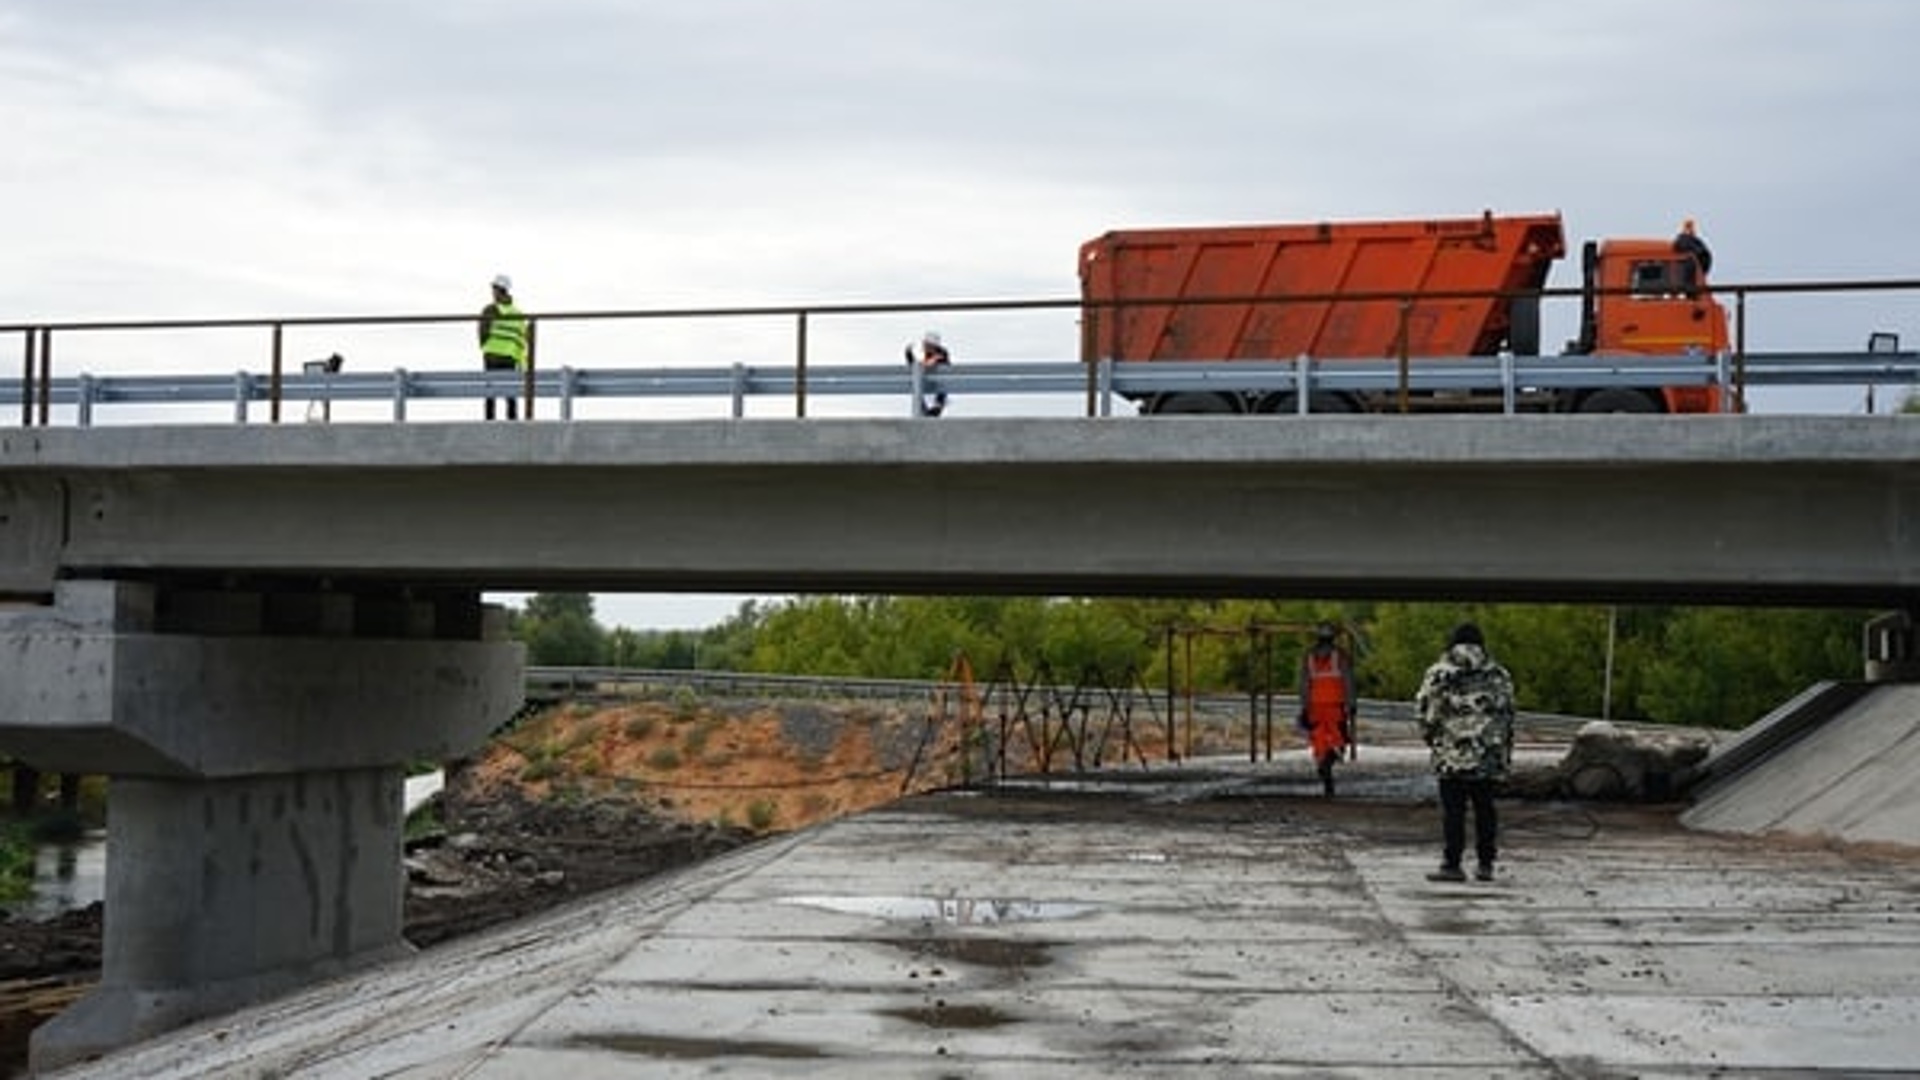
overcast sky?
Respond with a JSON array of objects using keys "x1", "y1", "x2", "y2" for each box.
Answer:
[{"x1": 7, "y1": 1, "x2": 1918, "y2": 629}]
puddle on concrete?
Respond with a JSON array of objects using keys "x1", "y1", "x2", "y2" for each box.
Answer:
[
  {"x1": 887, "y1": 935, "x2": 1056, "y2": 970},
  {"x1": 879, "y1": 1003, "x2": 1020, "y2": 1030},
  {"x1": 571, "y1": 1033, "x2": 828, "y2": 1060},
  {"x1": 782, "y1": 895, "x2": 1096, "y2": 926}
]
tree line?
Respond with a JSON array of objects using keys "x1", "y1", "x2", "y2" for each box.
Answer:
[{"x1": 506, "y1": 593, "x2": 1873, "y2": 730}]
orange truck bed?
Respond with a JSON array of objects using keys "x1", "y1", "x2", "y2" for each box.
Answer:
[{"x1": 1079, "y1": 211, "x2": 1567, "y2": 362}]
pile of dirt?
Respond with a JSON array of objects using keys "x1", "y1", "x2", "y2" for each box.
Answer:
[{"x1": 403, "y1": 769, "x2": 755, "y2": 948}]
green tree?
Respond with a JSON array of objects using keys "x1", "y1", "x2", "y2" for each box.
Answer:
[
  {"x1": 1636, "y1": 607, "x2": 1865, "y2": 728},
  {"x1": 513, "y1": 592, "x2": 607, "y2": 665}
]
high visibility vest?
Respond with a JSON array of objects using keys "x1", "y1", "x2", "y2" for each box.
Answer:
[
  {"x1": 482, "y1": 302, "x2": 528, "y2": 369},
  {"x1": 1304, "y1": 649, "x2": 1350, "y2": 727}
]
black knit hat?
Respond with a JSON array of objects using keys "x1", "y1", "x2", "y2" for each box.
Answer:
[{"x1": 1449, "y1": 622, "x2": 1484, "y2": 647}]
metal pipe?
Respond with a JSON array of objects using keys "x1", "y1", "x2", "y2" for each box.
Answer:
[
  {"x1": 20, "y1": 328, "x2": 33, "y2": 427},
  {"x1": 521, "y1": 319, "x2": 538, "y2": 420},
  {"x1": 1735, "y1": 289, "x2": 1748, "y2": 413},
  {"x1": 1397, "y1": 299, "x2": 1412, "y2": 413},
  {"x1": 36, "y1": 328, "x2": 51, "y2": 426},
  {"x1": 794, "y1": 311, "x2": 809, "y2": 418},
  {"x1": 270, "y1": 323, "x2": 284, "y2": 424}
]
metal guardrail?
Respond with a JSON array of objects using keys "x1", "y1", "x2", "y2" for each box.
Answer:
[
  {"x1": 524, "y1": 665, "x2": 1613, "y2": 742},
  {"x1": 6, "y1": 351, "x2": 1918, "y2": 426},
  {"x1": 7, "y1": 280, "x2": 1917, "y2": 425}
]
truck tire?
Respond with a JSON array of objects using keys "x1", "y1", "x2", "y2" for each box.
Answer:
[
  {"x1": 1149, "y1": 392, "x2": 1241, "y2": 415},
  {"x1": 1576, "y1": 388, "x2": 1661, "y2": 413}
]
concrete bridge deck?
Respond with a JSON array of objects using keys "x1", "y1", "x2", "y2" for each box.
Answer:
[{"x1": 51, "y1": 753, "x2": 1920, "y2": 1078}]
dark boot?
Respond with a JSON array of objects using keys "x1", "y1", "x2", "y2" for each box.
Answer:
[{"x1": 1427, "y1": 864, "x2": 1467, "y2": 883}]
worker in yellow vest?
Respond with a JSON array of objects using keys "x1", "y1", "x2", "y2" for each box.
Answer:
[{"x1": 479, "y1": 274, "x2": 528, "y2": 420}]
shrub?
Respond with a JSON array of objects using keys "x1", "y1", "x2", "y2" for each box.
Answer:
[{"x1": 0, "y1": 823, "x2": 36, "y2": 903}]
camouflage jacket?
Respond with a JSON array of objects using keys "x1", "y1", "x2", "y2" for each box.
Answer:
[{"x1": 1415, "y1": 643, "x2": 1516, "y2": 779}]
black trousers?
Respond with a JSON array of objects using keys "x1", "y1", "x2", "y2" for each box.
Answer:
[
  {"x1": 1437, "y1": 775, "x2": 1498, "y2": 868},
  {"x1": 483, "y1": 354, "x2": 519, "y2": 420}
]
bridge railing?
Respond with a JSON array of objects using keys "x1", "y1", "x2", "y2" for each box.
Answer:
[
  {"x1": 6, "y1": 280, "x2": 1918, "y2": 426},
  {"x1": 6, "y1": 352, "x2": 1920, "y2": 427}
]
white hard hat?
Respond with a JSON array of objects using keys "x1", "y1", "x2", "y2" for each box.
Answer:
[
  {"x1": 491, "y1": 273, "x2": 512, "y2": 292},
  {"x1": 922, "y1": 330, "x2": 942, "y2": 346}
]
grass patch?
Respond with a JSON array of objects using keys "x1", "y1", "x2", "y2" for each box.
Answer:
[
  {"x1": 671, "y1": 686, "x2": 702, "y2": 721},
  {"x1": 647, "y1": 746, "x2": 683, "y2": 771},
  {"x1": 745, "y1": 799, "x2": 778, "y2": 832},
  {"x1": 681, "y1": 717, "x2": 722, "y2": 759}
]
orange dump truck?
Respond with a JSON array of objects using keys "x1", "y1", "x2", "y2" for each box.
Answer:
[{"x1": 1078, "y1": 211, "x2": 1729, "y2": 414}]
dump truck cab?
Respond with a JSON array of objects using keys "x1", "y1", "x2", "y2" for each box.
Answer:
[{"x1": 1572, "y1": 234, "x2": 1731, "y2": 413}]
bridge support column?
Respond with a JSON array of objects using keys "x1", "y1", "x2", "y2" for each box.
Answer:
[
  {"x1": 1864, "y1": 611, "x2": 1920, "y2": 683},
  {"x1": 0, "y1": 580, "x2": 523, "y2": 1071}
]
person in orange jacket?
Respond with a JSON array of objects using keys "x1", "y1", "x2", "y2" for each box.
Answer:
[{"x1": 1297, "y1": 622, "x2": 1356, "y2": 796}]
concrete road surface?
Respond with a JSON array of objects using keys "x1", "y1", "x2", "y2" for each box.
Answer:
[{"x1": 49, "y1": 757, "x2": 1920, "y2": 1077}]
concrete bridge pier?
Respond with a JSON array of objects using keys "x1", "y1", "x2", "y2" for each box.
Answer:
[
  {"x1": 0, "y1": 580, "x2": 523, "y2": 1071},
  {"x1": 1865, "y1": 610, "x2": 1919, "y2": 682}
]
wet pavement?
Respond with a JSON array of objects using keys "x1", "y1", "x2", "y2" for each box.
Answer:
[{"x1": 46, "y1": 750, "x2": 1920, "y2": 1077}]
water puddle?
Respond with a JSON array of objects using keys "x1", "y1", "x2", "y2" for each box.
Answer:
[
  {"x1": 780, "y1": 895, "x2": 1096, "y2": 926},
  {"x1": 571, "y1": 1033, "x2": 827, "y2": 1060},
  {"x1": 879, "y1": 1003, "x2": 1019, "y2": 1030},
  {"x1": 888, "y1": 936, "x2": 1055, "y2": 970}
]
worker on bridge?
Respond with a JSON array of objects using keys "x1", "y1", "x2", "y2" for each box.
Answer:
[
  {"x1": 1673, "y1": 218, "x2": 1713, "y2": 296},
  {"x1": 479, "y1": 274, "x2": 528, "y2": 420},
  {"x1": 905, "y1": 330, "x2": 951, "y2": 417},
  {"x1": 1296, "y1": 622, "x2": 1356, "y2": 796}
]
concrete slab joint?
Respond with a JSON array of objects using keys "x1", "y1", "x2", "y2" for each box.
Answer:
[{"x1": 0, "y1": 579, "x2": 527, "y2": 1072}]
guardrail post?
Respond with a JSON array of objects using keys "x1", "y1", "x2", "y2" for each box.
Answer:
[
  {"x1": 1295, "y1": 353, "x2": 1312, "y2": 415},
  {"x1": 1715, "y1": 350, "x2": 1733, "y2": 413},
  {"x1": 1500, "y1": 352, "x2": 1516, "y2": 414},
  {"x1": 558, "y1": 365, "x2": 577, "y2": 422},
  {"x1": 1097, "y1": 359, "x2": 1114, "y2": 417},
  {"x1": 232, "y1": 371, "x2": 250, "y2": 425},
  {"x1": 37, "y1": 327, "x2": 52, "y2": 426},
  {"x1": 1396, "y1": 299, "x2": 1412, "y2": 414},
  {"x1": 392, "y1": 368, "x2": 409, "y2": 423},
  {"x1": 520, "y1": 319, "x2": 537, "y2": 421},
  {"x1": 731, "y1": 362, "x2": 747, "y2": 419},
  {"x1": 1734, "y1": 289, "x2": 1748, "y2": 412},
  {"x1": 794, "y1": 311, "x2": 809, "y2": 418},
  {"x1": 269, "y1": 323, "x2": 284, "y2": 424},
  {"x1": 19, "y1": 328, "x2": 33, "y2": 428},
  {"x1": 76, "y1": 373, "x2": 95, "y2": 428}
]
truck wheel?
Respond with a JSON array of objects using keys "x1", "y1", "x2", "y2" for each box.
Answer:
[
  {"x1": 1150, "y1": 393, "x2": 1241, "y2": 415},
  {"x1": 1576, "y1": 388, "x2": 1661, "y2": 413}
]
